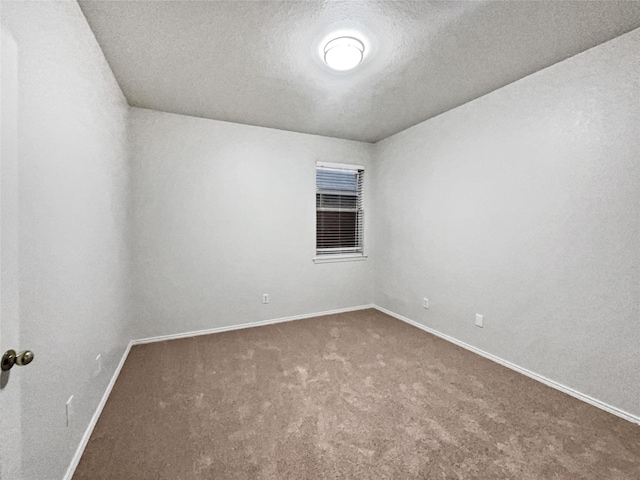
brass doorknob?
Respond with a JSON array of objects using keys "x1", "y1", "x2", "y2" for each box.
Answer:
[
  {"x1": 16, "y1": 350, "x2": 34, "y2": 366},
  {"x1": 1, "y1": 349, "x2": 34, "y2": 371},
  {"x1": 1, "y1": 350, "x2": 15, "y2": 371}
]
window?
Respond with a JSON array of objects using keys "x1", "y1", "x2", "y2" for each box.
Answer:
[{"x1": 315, "y1": 162, "x2": 365, "y2": 262}]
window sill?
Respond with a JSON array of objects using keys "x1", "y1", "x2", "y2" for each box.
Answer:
[{"x1": 313, "y1": 254, "x2": 368, "y2": 264}]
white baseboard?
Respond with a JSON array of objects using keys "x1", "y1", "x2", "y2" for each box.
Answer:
[
  {"x1": 63, "y1": 303, "x2": 374, "y2": 479},
  {"x1": 63, "y1": 341, "x2": 134, "y2": 480},
  {"x1": 132, "y1": 304, "x2": 375, "y2": 345},
  {"x1": 374, "y1": 305, "x2": 640, "y2": 426}
]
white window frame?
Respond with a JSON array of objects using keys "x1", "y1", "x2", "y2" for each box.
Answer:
[{"x1": 314, "y1": 161, "x2": 367, "y2": 264}]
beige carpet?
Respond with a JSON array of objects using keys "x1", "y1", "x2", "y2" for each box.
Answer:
[{"x1": 74, "y1": 309, "x2": 639, "y2": 479}]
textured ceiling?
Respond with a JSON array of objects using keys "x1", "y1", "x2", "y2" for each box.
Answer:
[{"x1": 78, "y1": 1, "x2": 640, "y2": 143}]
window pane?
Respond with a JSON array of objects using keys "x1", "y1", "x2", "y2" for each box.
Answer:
[
  {"x1": 316, "y1": 193, "x2": 357, "y2": 210},
  {"x1": 316, "y1": 165, "x2": 363, "y2": 255},
  {"x1": 316, "y1": 211, "x2": 357, "y2": 248},
  {"x1": 316, "y1": 169, "x2": 357, "y2": 193}
]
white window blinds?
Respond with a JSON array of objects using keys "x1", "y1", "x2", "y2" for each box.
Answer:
[{"x1": 316, "y1": 163, "x2": 364, "y2": 256}]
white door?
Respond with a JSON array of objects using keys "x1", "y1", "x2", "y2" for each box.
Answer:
[{"x1": 0, "y1": 28, "x2": 24, "y2": 480}]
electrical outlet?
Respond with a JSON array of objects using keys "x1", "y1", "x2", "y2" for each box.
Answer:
[
  {"x1": 423, "y1": 298, "x2": 429, "y2": 309},
  {"x1": 262, "y1": 294, "x2": 269, "y2": 304},
  {"x1": 475, "y1": 313, "x2": 484, "y2": 328},
  {"x1": 95, "y1": 354, "x2": 102, "y2": 377},
  {"x1": 66, "y1": 395, "x2": 74, "y2": 427}
]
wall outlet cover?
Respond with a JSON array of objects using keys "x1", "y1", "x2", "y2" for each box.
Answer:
[
  {"x1": 66, "y1": 395, "x2": 74, "y2": 427},
  {"x1": 95, "y1": 354, "x2": 102, "y2": 376}
]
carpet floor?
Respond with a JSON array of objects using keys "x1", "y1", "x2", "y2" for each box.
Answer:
[{"x1": 73, "y1": 309, "x2": 640, "y2": 479}]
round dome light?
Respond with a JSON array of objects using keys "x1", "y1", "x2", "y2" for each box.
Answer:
[{"x1": 323, "y1": 36, "x2": 364, "y2": 71}]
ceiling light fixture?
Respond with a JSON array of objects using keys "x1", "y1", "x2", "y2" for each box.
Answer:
[{"x1": 323, "y1": 36, "x2": 364, "y2": 71}]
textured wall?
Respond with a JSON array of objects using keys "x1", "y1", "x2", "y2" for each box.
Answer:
[
  {"x1": 130, "y1": 108, "x2": 374, "y2": 338},
  {"x1": 1, "y1": 2, "x2": 132, "y2": 479},
  {"x1": 373, "y1": 29, "x2": 640, "y2": 417}
]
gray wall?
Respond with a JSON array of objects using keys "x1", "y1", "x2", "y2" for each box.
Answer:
[
  {"x1": 373, "y1": 29, "x2": 640, "y2": 417},
  {"x1": 1, "y1": 2, "x2": 132, "y2": 478},
  {"x1": 130, "y1": 108, "x2": 374, "y2": 338}
]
